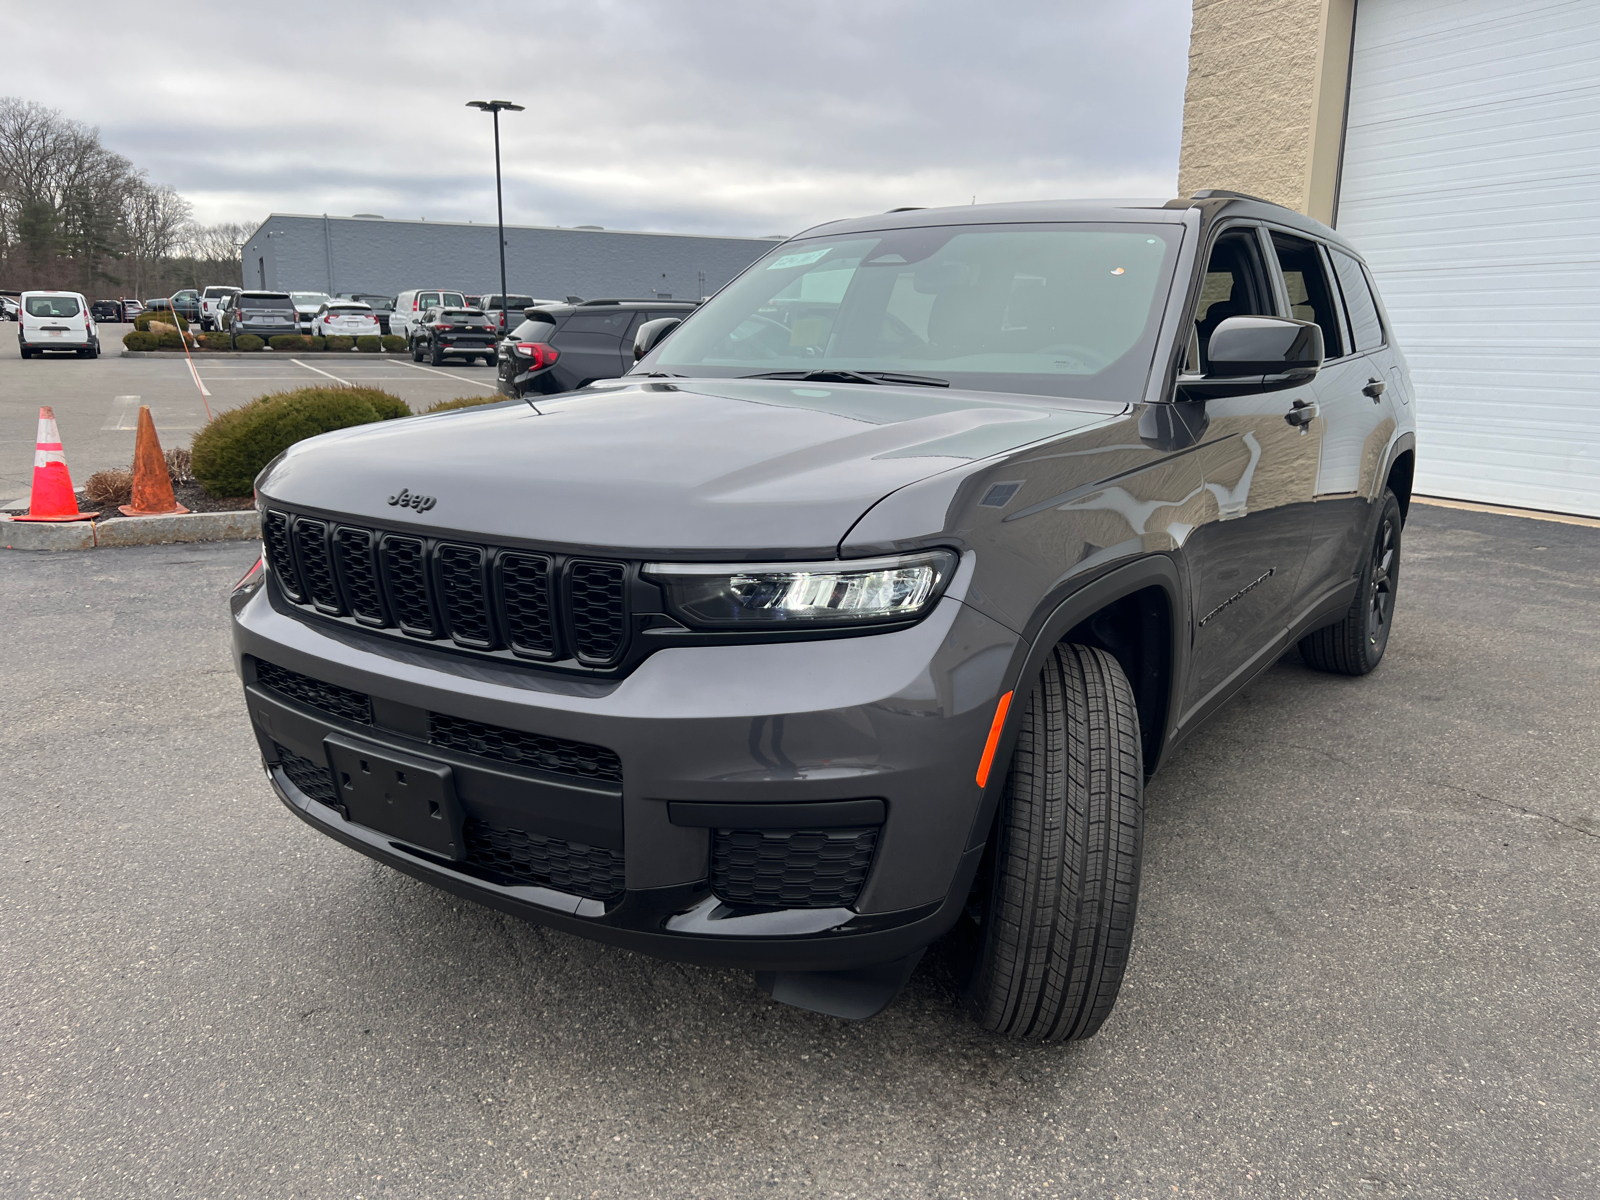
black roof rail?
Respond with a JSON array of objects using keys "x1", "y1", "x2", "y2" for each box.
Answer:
[
  {"x1": 577, "y1": 297, "x2": 696, "y2": 306},
  {"x1": 1189, "y1": 189, "x2": 1290, "y2": 208},
  {"x1": 885, "y1": 206, "x2": 925, "y2": 213}
]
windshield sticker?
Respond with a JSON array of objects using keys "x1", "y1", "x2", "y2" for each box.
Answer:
[{"x1": 767, "y1": 247, "x2": 832, "y2": 270}]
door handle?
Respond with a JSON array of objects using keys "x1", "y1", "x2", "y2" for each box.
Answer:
[
  {"x1": 1284, "y1": 399, "x2": 1318, "y2": 428},
  {"x1": 1363, "y1": 377, "x2": 1386, "y2": 401}
]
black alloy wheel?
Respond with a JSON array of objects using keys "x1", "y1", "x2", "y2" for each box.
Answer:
[
  {"x1": 1298, "y1": 488, "x2": 1403, "y2": 675},
  {"x1": 959, "y1": 644, "x2": 1144, "y2": 1041}
]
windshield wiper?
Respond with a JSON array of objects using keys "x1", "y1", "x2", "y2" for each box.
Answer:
[{"x1": 741, "y1": 369, "x2": 949, "y2": 388}]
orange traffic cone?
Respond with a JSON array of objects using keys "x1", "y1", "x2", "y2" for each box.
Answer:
[
  {"x1": 13, "y1": 406, "x2": 98, "y2": 522},
  {"x1": 119, "y1": 406, "x2": 189, "y2": 517}
]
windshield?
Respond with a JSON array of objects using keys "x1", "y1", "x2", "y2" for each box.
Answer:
[
  {"x1": 26, "y1": 296, "x2": 81, "y2": 317},
  {"x1": 203, "y1": 287, "x2": 239, "y2": 299},
  {"x1": 291, "y1": 292, "x2": 331, "y2": 306},
  {"x1": 650, "y1": 223, "x2": 1181, "y2": 401},
  {"x1": 482, "y1": 294, "x2": 535, "y2": 309}
]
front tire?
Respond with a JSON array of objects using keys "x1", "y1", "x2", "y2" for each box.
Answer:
[
  {"x1": 1298, "y1": 489, "x2": 1402, "y2": 676},
  {"x1": 962, "y1": 644, "x2": 1144, "y2": 1041}
]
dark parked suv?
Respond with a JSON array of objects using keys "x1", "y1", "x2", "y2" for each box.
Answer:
[
  {"x1": 228, "y1": 291, "x2": 299, "y2": 345},
  {"x1": 496, "y1": 299, "x2": 699, "y2": 398},
  {"x1": 232, "y1": 193, "x2": 1415, "y2": 1037},
  {"x1": 410, "y1": 307, "x2": 498, "y2": 365}
]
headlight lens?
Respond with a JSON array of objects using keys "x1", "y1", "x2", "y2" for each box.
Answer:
[{"x1": 644, "y1": 550, "x2": 958, "y2": 628}]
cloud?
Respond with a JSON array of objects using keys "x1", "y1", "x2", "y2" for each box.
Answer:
[{"x1": 7, "y1": 0, "x2": 1189, "y2": 235}]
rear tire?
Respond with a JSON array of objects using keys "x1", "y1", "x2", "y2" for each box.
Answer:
[
  {"x1": 19, "y1": 346, "x2": 32, "y2": 359},
  {"x1": 962, "y1": 644, "x2": 1144, "y2": 1041},
  {"x1": 1298, "y1": 489, "x2": 1402, "y2": 676},
  {"x1": 429, "y1": 343, "x2": 443, "y2": 366}
]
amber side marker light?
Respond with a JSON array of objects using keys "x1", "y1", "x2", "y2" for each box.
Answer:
[{"x1": 975, "y1": 690, "x2": 1014, "y2": 788}]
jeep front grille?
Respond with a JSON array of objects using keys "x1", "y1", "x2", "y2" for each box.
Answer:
[{"x1": 262, "y1": 509, "x2": 630, "y2": 669}]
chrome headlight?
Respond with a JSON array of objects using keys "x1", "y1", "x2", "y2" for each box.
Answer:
[{"x1": 644, "y1": 550, "x2": 958, "y2": 628}]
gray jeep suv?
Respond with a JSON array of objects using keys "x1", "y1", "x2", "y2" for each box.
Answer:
[{"x1": 231, "y1": 193, "x2": 1415, "y2": 1037}]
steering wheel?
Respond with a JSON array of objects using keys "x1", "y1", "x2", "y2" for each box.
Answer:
[{"x1": 728, "y1": 313, "x2": 793, "y2": 359}]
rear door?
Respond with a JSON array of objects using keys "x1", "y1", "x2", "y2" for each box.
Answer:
[
  {"x1": 1268, "y1": 230, "x2": 1380, "y2": 614},
  {"x1": 552, "y1": 308, "x2": 635, "y2": 386}
]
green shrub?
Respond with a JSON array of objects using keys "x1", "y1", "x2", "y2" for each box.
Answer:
[
  {"x1": 233, "y1": 334, "x2": 265, "y2": 351},
  {"x1": 308, "y1": 336, "x2": 326, "y2": 351},
  {"x1": 158, "y1": 329, "x2": 185, "y2": 349},
  {"x1": 380, "y1": 334, "x2": 406, "y2": 353},
  {"x1": 324, "y1": 335, "x2": 354, "y2": 351},
  {"x1": 123, "y1": 330, "x2": 159, "y2": 351},
  {"x1": 134, "y1": 310, "x2": 189, "y2": 332},
  {"x1": 356, "y1": 335, "x2": 382, "y2": 353},
  {"x1": 424, "y1": 395, "x2": 503, "y2": 414},
  {"x1": 199, "y1": 332, "x2": 232, "y2": 351},
  {"x1": 190, "y1": 386, "x2": 414, "y2": 497},
  {"x1": 268, "y1": 335, "x2": 311, "y2": 352}
]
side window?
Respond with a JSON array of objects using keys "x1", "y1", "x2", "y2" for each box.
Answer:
[
  {"x1": 1194, "y1": 229, "x2": 1274, "y2": 371},
  {"x1": 1330, "y1": 248, "x2": 1384, "y2": 353},
  {"x1": 1271, "y1": 233, "x2": 1345, "y2": 358},
  {"x1": 563, "y1": 310, "x2": 634, "y2": 336},
  {"x1": 417, "y1": 292, "x2": 440, "y2": 310}
]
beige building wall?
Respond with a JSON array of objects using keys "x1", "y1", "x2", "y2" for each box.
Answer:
[{"x1": 1179, "y1": 0, "x2": 1356, "y2": 224}]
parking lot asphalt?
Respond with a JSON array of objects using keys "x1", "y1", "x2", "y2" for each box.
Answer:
[
  {"x1": 2, "y1": 504, "x2": 1596, "y2": 1200},
  {"x1": 0, "y1": 326, "x2": 500, "y2": 503}
]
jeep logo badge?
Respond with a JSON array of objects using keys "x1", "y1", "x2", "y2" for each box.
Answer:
[{"x1": 387, "y1": 488, "x2": 436, "y2": 512}]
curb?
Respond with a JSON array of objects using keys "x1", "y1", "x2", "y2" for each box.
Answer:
[
  {"x1": 119, "y1": 350, "x2": 412, "y2": 359},
  {"x1": 2, "y1": 510, "x2": 260, "y2": 551}
]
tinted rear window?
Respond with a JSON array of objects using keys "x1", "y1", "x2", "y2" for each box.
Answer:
[
  {"x1": 483, "y1": 295, "x2": 536, "y2": 309},
  {"x1": 203, "y1": 287, "x2": 239, "y2": 299},
  {"x1": 511, "y1": 317, "x2": 558, "y2": 340},
  {"x1": 26, "y1": 296, "x2": 81, "y2": 317}
]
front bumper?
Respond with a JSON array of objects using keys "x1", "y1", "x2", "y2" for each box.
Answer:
[{"x1": 231, "y1": 565, "x2": 1017, "y2": 972}]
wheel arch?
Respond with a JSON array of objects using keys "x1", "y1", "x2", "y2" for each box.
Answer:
[
  {"x1": 1381, "y1": 433, "x2": 1416, "y2": 522},
  {"x1": 965, "y1": 554, "x2": 1187, "y2": 851}
]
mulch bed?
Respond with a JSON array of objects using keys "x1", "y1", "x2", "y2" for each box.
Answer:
[{"x1": 7, "y1": 482, "x2": 253, "y2": 521}]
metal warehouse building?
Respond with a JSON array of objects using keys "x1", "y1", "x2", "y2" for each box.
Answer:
[
  {"x1": 240, "y1": 214, "x2": 783, "y2": 304},
  {"x1": 1181, "y1": 0, "x2": 1600, "y2": 518}
]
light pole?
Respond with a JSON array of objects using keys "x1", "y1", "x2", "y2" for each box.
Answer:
[{"x1": 466, "y1": 99, "x2": 524, "y2": 334}]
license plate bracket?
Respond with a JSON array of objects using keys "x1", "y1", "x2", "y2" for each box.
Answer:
[{"x1": 324, "y1": 733, "x2": 466, "y2": 860}]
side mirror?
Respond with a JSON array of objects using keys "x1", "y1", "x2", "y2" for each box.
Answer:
[
  {"x1": 633, "y1": 316, "x2": 681, "y2": 362},
  {"x1": 1181, "y1": 315, "x2": 1322, "y2": 399}
]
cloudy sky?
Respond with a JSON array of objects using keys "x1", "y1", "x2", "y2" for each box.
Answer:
[{"x1": 7, "y1": 0, "x2": 1191, "y2": 237}]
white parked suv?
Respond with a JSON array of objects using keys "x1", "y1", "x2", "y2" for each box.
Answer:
[
  {"x1": 391, "y1": 289, "x2": 466, "y2": 341},
  {"x1": 17, "y1": 291, "x2": 100, "y2": 359},
  {"x1": 200, "y1": 285, "x2": 241, "y2": 331},
  {"x1": 312, "y1": 301, "x2": 381, "y2": 340}
]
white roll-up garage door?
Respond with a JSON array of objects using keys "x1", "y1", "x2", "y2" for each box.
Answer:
[{"x1": 1337, "y1": 0, "x2": 1600, "y2": 516}]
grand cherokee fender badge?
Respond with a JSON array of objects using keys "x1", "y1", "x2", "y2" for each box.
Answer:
[
  {"x1": 1198, "y1": 567, "x2": 1275, "y2": 627},
  {"x1": 387, "y1": 488, "x2": 436, "y2": 512}
]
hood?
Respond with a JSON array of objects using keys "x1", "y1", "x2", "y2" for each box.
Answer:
[{"x1": 257, "y1": 378, "x2": 1122, "y2": 557}]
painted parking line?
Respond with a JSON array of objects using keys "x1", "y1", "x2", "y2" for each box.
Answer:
[
  {"x1": 401, "y1": 362, "x2": 498, "y2": 389},
  {"x1": 290, "y1": 359, "x2": 353, "y2": 386},
  {"x1": 101, "y1": 395, "x2": 141, "y2": 431}
]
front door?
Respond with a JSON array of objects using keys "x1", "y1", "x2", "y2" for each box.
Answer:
[{"x1": 1179, "y1": 225, "x2": 1319, "y2": 727}]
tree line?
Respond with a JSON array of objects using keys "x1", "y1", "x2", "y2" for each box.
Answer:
[{"x1": 0, "y1": 96, "x2": 258, "y2": 299}]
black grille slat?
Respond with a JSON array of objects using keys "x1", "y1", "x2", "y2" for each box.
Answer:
[
  {"x1": 333, "y1": 527, "x2": 386, "y2": 626},
  {"x1": 428, "y1": 712, "x2": 622, "y2": 785},
  {"x1": 499, "y1": 553, "x2": 556, "y2": 658},
  {"x1": 436, "y1": 544, "x2": 493, "y2": 648},
  {"x1": 711, "y1": 828, "x2": 879, "y2": 908},
  {"x1": 569, "y1": 560, "x2": 627, "y2": 663},
  {"x1": 262, "y1": 510, "x2": 303, "y2": 602},
  {"x1": 463, "y1": 819, "x2": 625, "y2": 900},
  {"x1": 263, "y1": 509, "x2": 629, "y2": 672},
  {"x1": 381, "y1": 535, "x2": 436, "y2": 637},
  {"x1": 255, "y1": 660, "x2": 373, "y2": 724},
  {"x1": 292, "y1": 518, "x2": 343, "y2": 614},
  {"x1": 274, "y1": 742, "x2": 338, "y2": 805}
]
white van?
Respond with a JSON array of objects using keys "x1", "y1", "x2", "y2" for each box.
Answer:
[
  {"x1": 391, "y1": 289, "x2": 466, "y2": 340},
  {"x1": 18, "y1": 291, "x2": 99, "y2": 359}
]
